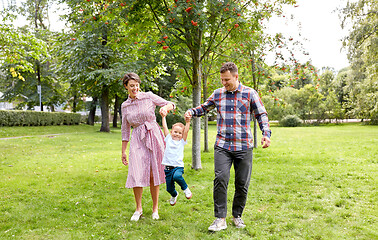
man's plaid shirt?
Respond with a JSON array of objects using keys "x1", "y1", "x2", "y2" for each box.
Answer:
[{"x1": 190, "y1": 83, "x2": 271, "y2": 151}]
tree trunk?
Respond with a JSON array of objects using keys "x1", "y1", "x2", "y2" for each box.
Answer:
[
  {"x1": 100, "y1": 87, "x2": 110, "y2": 132},
  {"x1": 36, "y1": 62, "x2": 43, "y2": 111},
  {"x1": 72, "y1": 93, "x2": 77, "y2": 113},
  {"x1": 251, "y1": 50, "x2": 258, "y2": 148},
  {"x1": 88, "y1": 97, "x2": 97, "y2": 125},
  {"x1": 99, "y1": 27, "x2": 110, "y2": 132},
  {"x1": 202, "y1": 72, "x2": 209, "y2": 152},
  {"x1": 253, "y1": 115, "x2": 258, "y2": 148},
  {"x1": 191, "y1": 56, "x2": 202, "y2": 170},
  {"x1": 34, "y1": 0, "x2": 43, "y2": 112},
  {"x1": 113, "y1": 94, "x2": 119, "y2": 128}
]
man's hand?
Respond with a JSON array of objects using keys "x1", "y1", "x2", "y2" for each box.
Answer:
[
  {"x1": 185, "y1": 114, "x2": 192, "y2": 123},
  {"x1": 261, "y1": 136, "x2": 271, "y2": 148},
  {"x1": 122, "y1": 152, "x2": 128, "y2": 166}
]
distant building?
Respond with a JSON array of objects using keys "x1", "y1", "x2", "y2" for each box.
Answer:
[{"x1": 0, "y1": 92, "x2": 15, "y2": 110}]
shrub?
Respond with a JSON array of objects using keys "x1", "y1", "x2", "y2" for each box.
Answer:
[
  {"x1": 280, "y1": 115, "x2": 302, "y2": 127},
  {"x1": 0, "y1": 110, "x2": 81, "y2": 127}
]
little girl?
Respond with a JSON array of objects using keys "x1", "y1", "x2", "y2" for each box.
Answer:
[{"x1": 160, "y1": 114, "x2": 192, "y2": 205}]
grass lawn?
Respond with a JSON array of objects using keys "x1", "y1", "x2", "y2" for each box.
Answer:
[{"x1": 0, "y1": 123, "x2": 377, "y2": 239}]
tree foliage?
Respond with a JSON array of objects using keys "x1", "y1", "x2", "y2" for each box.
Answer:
[
  {"x1": 0, "y1": 24, "x2": 47, "y2": 78},
  {"x1": 341, "y1": 0, "x2": 378, "y2": 123},
  {"x1": 0, "y1": 1, "x2": 62, "y2": 110}
]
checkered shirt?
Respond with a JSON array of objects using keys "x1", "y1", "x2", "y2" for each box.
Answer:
[{"x1": 190, "y1": 83, "x2": 271, "y2": 151}]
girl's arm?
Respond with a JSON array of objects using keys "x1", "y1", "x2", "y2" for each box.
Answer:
[
  {"x1": 183, "y1": 116, "x2": 191, "y2": 141},
  {"x1": 162, "y1": 116, "x2": 169, "y2": 137}
]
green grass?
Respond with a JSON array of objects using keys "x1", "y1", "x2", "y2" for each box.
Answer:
[{"x1": 0, "y1": 123, "x2": 377, "y2": 239}]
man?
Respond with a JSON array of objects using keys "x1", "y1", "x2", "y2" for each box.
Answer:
[{"x1": 185, "y1": 62, "x2": 271, "y2": 231}]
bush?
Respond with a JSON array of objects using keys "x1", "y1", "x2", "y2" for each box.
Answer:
[
  {"x1": 0, "y1": 110, "x2": 81, "y2": 127},
  {"x1": 280, "y1": 115, "x2": 302, "y2": 127}
]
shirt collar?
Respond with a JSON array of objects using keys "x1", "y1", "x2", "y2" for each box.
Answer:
[
  {"x1": 124, "y1": 92, "x2": 143, "y2": 105},
  {"x1": 128, "y1": 92, "x2": 142, "y2": 100},
  {"x1": 226, "y1": 82, "x2": 242, "y2": 93}
]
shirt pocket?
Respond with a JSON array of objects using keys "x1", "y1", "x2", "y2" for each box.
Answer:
[{"x1": 237, "y1": 98, "x2": 249, "y2": 115}]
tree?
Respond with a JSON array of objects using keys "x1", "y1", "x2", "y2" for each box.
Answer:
[
  {"x1": 110, "y1": 0, "x2": 298, "y2": 169},
  {"x1": 319, "y1": 67, "x2": 335, "y2": 96},
  {"x1": 341, "y1": 0, "x2": 378, "y2": 123},
  {"x1": 58, "y1": 0, "x2": 144, "y2": 131},
  {"x1": 290, "y1": 84, "x2": 324, "y2": 122},
  {"x1": 0, "y1": 1, "x2": 61, "y2": 110}
]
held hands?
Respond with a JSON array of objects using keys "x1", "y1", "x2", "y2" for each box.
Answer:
[
  {"x1": 261, "y1": 136, "x2": 271, "y2": 148},
  {"x1": 185, "y1": 114, "x2": 192, "y2": 123},
  {"x1": 122, "y1": 152, "x2": 128, "y2": 166},
  {"x1": 184, "y1": 111, "x2": 192, "y2": 123},
  {"x1": 159, "y1": 106, "x2": 168, "y2": 117},
  {"x1": 184, "y1": 110, "x2": 192, "y2": 119}
]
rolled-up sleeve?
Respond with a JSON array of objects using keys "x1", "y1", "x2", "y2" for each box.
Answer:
[
  {"x1": 190, "y1": 92, "x2": 215, "y2": 117},
  {"x1": 250, "y1": 90, "x2": 271, "y2": 139}
]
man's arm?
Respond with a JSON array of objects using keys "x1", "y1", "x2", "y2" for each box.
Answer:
[
  {"x1": 161, "y1": 115, "x2": 169, "y2": 137},
  {"x1": 250, "y1": 89, "x2": 271, "y2": 148},
  {"x1": 185, "y1": 92, "x2": 216, "y2": 118}
]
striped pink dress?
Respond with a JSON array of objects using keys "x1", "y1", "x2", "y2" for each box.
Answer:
[{"x1": 121, "y1": 91, "x2": 174, "y2": 188}]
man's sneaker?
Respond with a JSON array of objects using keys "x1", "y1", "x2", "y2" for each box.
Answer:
[
  {"x1": 130, "y1": 211, "x2": 143, "y2": 221},
  {"x1": 169, "y1": 193, "x2": 178, "y2": 206},
  {"x1": 232, "y1": 217, "x2": 246, "y2": 228},
  {"x1": 208, "y1": 218, "x2": 227, "y2": 232},
  {"x1": 183, "y1": 188, "x2": 192, "y2": 199}
]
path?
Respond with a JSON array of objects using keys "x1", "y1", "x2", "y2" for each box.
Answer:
[{"x1": 0, "y1": 133, "x2": 83, "y2": 140}]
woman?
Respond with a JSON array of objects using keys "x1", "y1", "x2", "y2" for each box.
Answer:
[{"x1": 121, "y1": 72, "x2": 174, "y2": 221}]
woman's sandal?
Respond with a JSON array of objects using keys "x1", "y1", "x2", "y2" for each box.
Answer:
[{"x1": 130, "y1": 211, "x2": 143, "y2": 221}]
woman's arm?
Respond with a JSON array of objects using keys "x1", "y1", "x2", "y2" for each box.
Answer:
[
  {"x1": 159, "y1": 103, "x2": 174, "y2": 117},
  {"x1": 146, "y1": 92, "x2": 175, "y2": 116},
  {"x1": 122, "y1": 141, "x2": 129, "y2": 165}
]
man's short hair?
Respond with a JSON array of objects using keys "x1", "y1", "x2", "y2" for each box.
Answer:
[{"x1": 220, "y1": 62, "x2": 238, "y2": 74}]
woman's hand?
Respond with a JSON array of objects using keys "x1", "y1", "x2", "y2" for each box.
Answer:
[{"x1": 122, "y1": 152, "x2": 128, "y2": 166}]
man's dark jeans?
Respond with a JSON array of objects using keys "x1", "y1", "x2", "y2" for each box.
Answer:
[{"x1": 213, "y1": 146, "x2": 253, "y2": 218}]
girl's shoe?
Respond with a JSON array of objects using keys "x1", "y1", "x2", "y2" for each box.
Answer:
[
  {"x1": 130, "y1": 211, "x2": 143, "y2": 221},
  {"x1": 183, "y1": 188, "x2": 192, "y2": 199},
  {"x1": 170, "y1": 193, "x2": 178, "y2": 206}
]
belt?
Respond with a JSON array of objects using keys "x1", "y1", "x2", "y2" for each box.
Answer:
[
  {"x1": 137, "y1": 121, "x2": 154, "y2": 151},
  {"x1": 165, "y1": 166, "x2": 176, "y2": 171}
]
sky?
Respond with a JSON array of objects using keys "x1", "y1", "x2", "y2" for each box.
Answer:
[{"x1": 265, "y1": 0, "x2": 350, "y2": 71}]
